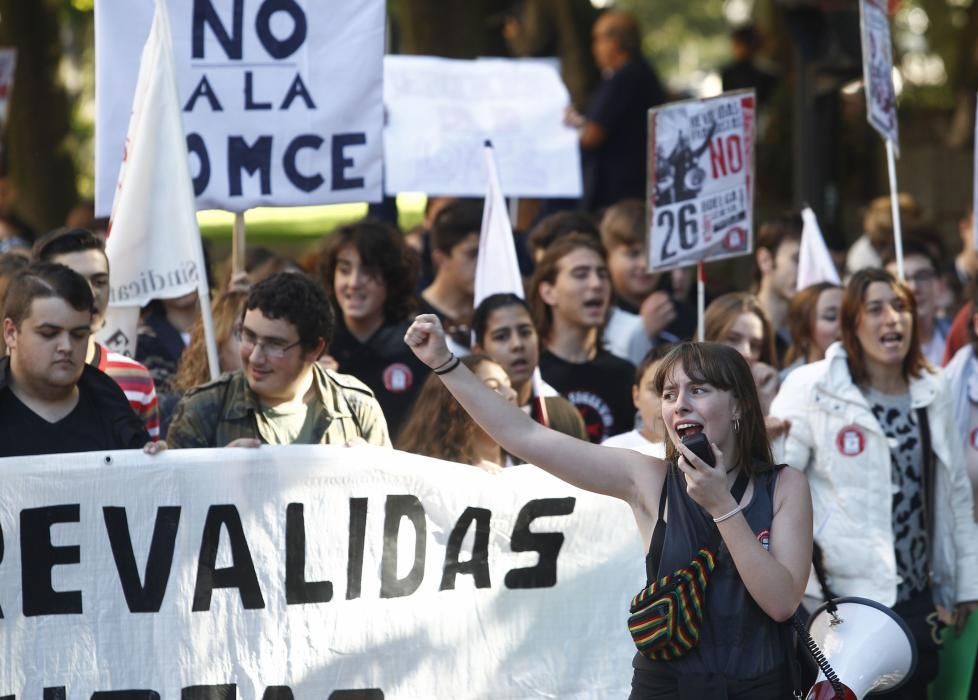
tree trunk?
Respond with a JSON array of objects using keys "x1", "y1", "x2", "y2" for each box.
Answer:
[{"x1": 0, "y1": 0, "x2": 78, "y2": 234}]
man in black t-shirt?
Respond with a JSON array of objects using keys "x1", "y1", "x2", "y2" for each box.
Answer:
[
  {"x1": 567, "y1": 10, "x2": 666, "y2": 212},
  {"x1": 530, "y1": 234, "x2": 636, "y2": 442},
  {"x1": 0, "y1": 262, "x2": 155, "y2": 457}
]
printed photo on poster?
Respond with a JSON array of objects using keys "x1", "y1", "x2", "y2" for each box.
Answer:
[
  {"x1": 860, "y1": 0, "x2": 899, "y2": 148},
  {"x1": 647, "y1": 90, "x2": 755, "y2": 273}
]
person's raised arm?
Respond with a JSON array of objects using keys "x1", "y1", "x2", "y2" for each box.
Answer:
[{"x1": 404, "y1": 314, "x2": 661, "y2": 504}]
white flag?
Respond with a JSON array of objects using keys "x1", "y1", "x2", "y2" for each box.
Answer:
[
  {"x1": 797, "y1": 207, "x2": 841, "y2": 290},
  {"x1": 474, "y1": 142, "x2": 523, "y2": 304},
  {"x1": 98, "y1": 0, "x2": 217, "y2": 376}
]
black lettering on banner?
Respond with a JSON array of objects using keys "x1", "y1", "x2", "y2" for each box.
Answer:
[
  {"x1": 103, "y1": 506, "x2": 181, "y2": 613},
  {"x1": 44, "y1": 689, "x2": 65, "y2": 700},
  {"x1": 331, "y1": 133, "x2": 366, "y2": 191},
  {"x1": 192, "y1": 0, "x2": 243, "y2": 60},
  {"x1": 380, "y1": 495, "x2": 426, "y2": 598},
  {"x1": 260, "y1": 689, "x2": 293, "y2": 700},
  {"x1": 184, "y1": 76, "x2": 223, "y2": 112},
  {"x1": 255, "y1": 0, "x2": 307, "y2": 59},
  {"x1": 329, "y1": 693, "x2": 384, "y2": 700},
  {"x1": 21, "y1": 505, "x2": 82, "y2": 616},
  {"x1": 244, "y1": 72, "x2": 273, "y2": 111},
  {"x1": 228, "y1": 136, "x2": 272, "y2": 196},
  {"x1": 439, "y1": 507, "x2": 491, "y2": 591},
  {"x1": 187, "y1": 133, "x2": 211, "y2": 196},
  {"x1": 280, "y1": 74, "x2": 317, "y2": 110},
  {"x1": 346, "y1": 497, "x2": 368, "y2": 600},
  {"x1": 183, "y1": 686, "x2": 235, "y2": 700},
  {"x1": 285, "y1": 503, "x2": 332, "y2": 605},
  {"x1": 192, "y1": 506, "x2": 265, "y2": 611},
  {"x1": 504, "y1": 498, "x2": 576, "y2": 589},
  {"x1": 283, "y1": 136, "x2": 324, "y2": 192},
  {"x1": 92, "y1": 692, "x2": 161, "y2": 700}
]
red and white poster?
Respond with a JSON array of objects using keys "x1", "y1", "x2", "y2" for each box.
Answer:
[
  {"x1": 861, "y1": 0, "x2": 899, "y2": 149},
  {"x1": 647, "y1": 90, "x2": 755, "y2": 272}
]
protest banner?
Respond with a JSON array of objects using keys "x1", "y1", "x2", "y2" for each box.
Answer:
[
  {"x1": 96, "y1": 0, "x2": 217, "y2": 377},
  {"x1": 646, "y1": 90, "x2": 755, "y2": 275},
  {"x1": 860, "y1": 0, "x2": 905, "y2": 279},
  {"x1": 0, "y1": 446, "x2": 643, "y2": 699},
  {"x1": 0, "y1": 48, "x2": 15, "y2": 131},
  {"x1": 94, "y1": 0, "x2": 385, "y2": 215},
  {"x1": 383, "y1": 56, "x2": 582, "y2": 198}
]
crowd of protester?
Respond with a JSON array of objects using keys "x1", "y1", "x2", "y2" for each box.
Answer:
[{"x1": 3, "y1": 5, "x2": 978, "y2": 696}]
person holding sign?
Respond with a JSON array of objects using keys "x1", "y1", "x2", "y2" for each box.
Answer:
[
  {"x1": 770, "y1": 268, "x2": 978, "y2": 699},
  {"x1": 404, "y1": 316, "x2": 812, "y2": 699},
  {"x1": 567, "y1": 9, "x2": 666, "y2": 211}
]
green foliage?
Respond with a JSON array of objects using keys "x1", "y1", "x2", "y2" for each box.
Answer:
[{"x1": 615, "y1": 0, "x2": 730, "y2": 86}]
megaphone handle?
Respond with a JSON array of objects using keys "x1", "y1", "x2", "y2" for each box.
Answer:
[{"x1": 792, "y1": 608, "x2": 846, "y2": 699}]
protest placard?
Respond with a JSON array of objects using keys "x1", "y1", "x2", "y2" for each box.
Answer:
[
  {"x1": 0, "y1": 446, "x2": 643, "y2": 698},
  {"x1": 0, "y1": 48, "x2": 15, "y2": 131},
  {"x1": 94, "y1": 0, "x2": 384, "y2": 214},
  {"x1": 860, "y1": 0, "x2": 899, "y2": 149},
  {"x1": 647, "y1": 91, "x2": 755, "y2": 273},
  {"x1": 383, "y1": 56, "x2": 582, "y2": 197}
]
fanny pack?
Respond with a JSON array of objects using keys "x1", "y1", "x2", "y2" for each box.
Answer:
[{"x1": 628, "y1": 467, "x2": 749, "y2": 660}]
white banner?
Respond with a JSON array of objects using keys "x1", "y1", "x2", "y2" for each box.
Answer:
[
  {"x1": 647, "y1": 91, "x2": 755, "y2": 272},
  {"x1": 0, "y1": 446, "x2": 644, "y2": 699},
  {"x1": 860, "y1": 0, "x2": 899, "y2": 149},
  {"x1": 0, "y1": 48, "x2": 15, "y2": 130},
  {"x1": 95, "y1": 0, "x2": 384, "y2": 214},
  {"x1": 383, "y1": 56, "x2": 582, "y2": 197}
]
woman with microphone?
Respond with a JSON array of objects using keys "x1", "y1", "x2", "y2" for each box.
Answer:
[
  {"x1": 770, "y1": 267, "x2": 978, "y2": 698},
  {"x1": 404, "y1": 316, "x2": 813, "y2": 699}
]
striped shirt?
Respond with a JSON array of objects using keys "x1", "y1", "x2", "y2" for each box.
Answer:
[{"x1": 95, "y1": 343, "x2": 161, "y2": 440}]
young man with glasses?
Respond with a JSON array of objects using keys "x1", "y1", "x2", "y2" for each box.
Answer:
[
  {"x1": 167, "y1": 272, "x2": 390, "y2": 448},
  {"x1": 883, "y1": 235, "x2": 951, "y2": 366}
]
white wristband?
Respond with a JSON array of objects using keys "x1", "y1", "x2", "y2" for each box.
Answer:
[{"x1": 712, "y1": 504, "x2": 744, "y2": 524}]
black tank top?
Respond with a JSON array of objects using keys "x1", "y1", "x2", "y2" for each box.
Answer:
[{"x1": 633, "y1": 463, "x2": 786, "y2": 678}]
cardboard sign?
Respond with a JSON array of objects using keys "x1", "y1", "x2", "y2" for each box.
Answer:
[
  {"x1": 860, "y1": 0, "x2": 899, "y2": 148},
  {"x1": 95, "y1": 0, "x2": 385, "y2": 213},
  {"x1": 383, "y1": 56, "x2": 582, "y2": 197},
  {"x1": 647, "y1": 90, "x2": 755, "y2": 272}
]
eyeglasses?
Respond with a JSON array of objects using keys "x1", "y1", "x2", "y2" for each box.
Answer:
[
  {"x1": 234, "y1": 326, "x2": 302, "y2": 359},
  {"x1": 905, "y1": 269, "x2": 936, "y2": 285}
]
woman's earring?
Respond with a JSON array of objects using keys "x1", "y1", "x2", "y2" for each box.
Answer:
[{"x1": 733, "y1": 418, "x2": 741, "y2": 433}]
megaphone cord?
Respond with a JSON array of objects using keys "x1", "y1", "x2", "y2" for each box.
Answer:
[{"x1": 792, "y1": 610, "x2": 846, "y2": 699}]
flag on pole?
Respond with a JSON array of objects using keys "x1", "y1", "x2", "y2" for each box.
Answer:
[
  {"x1": 473, "y1": 141, "x2": 553, "y2": 423},
  {"x1": 797, "y1": 207, "x2": 841, "y2": 290},
  {"x1": 474, "y1": 141, "x2": 523, "y2": 303},
  {"x1": 97, "y1": 0, "x2": 218, "y2": 379}
]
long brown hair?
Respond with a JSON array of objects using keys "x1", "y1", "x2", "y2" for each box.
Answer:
[
  {"x1": 528, "y1": 233, "x2": 607, "y2": 343},
  {"x1": 652, "y1": 342, "x2": 774, "y2": 473},
  {"x1": 173, "y1": 289, "x2": 248, "y2": 392},
  {"x1": 703, "y1": 292, "x2": 777, "y2": 367},
  {"x1": 841, "y1": 268, "x2": 930, "y2": 385},
  {"x1": 396, "y1": 355, "x2": 499, "y2": 465},
  {"x1": 784, "y1": 282, "x2": 841, "y2": 366}
]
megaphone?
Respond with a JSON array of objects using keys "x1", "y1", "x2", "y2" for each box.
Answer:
[{"x1": 804, "y1": 597, "x2": 917, "y2": 699}]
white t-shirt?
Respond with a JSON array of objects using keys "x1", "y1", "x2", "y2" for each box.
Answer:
[{"x1": 601, "y1": 429, "x2": 666, "y2": 458}]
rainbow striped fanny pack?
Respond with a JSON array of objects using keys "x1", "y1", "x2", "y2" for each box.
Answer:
[{"x1": 627, "y1": 545, "x2": 719, "y2": 660}]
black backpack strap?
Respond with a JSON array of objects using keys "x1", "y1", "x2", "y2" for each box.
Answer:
[
  {"x1": 647, "y1": 472, "x2": 670, "y2": 580},
  {"x1": 915, "y1": 406, "x2": 935, "y2": 572}
]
